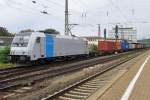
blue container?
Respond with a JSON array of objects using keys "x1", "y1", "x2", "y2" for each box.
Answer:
[{"x1": 121, "y1": 40, "x2": 129, "y2": 50}]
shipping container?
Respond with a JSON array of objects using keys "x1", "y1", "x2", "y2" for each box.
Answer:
[
  {"x1": 129, "y1": 43, "x2": 135, "y2": 49},
  {"x1": 134, "y1": 43, "x2": 140, "y2": 49},
  {"x1": 138, "y1": 44, "x2": 141, "y2": 49},
  {"x1": 121, "y1": 40, "x2": 129, "y2": 50},
  {"x1": 98, "y1": 41, "x2": 114, "y2": 53},
  {"x1": 141, "y1": 44, "x2": 143, "y2": 48},
  {"x1": 133, "y1": 43, "x2": 136, "y2": 49},
  {"x1": 114, "y1": 41, "x2": 121, "y2": 51}
]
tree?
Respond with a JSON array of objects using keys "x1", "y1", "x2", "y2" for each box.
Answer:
[
  {"x1": 20, "y1": 29, "x2": 34, "y2": 33},
  {"x1": 89, "y1": 44, "x2": 100, "y2": 56},
  {"x1": 0, "y1": 46, "x2": 10, "y2": 63},
  {"x1": 0, "y1": 27, "x2": 13, "y2": 36},
  {"x1": 39, "y1": 28, "x2": 60, "y2": 35},
  {"x1": 90, "y1": 44, "x2": 98, "y2": 53}
]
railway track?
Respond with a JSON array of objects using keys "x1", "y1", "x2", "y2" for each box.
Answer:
[
  {"x1": 41, "y1": 51, "x2": 142, "y2": 100},
  {"x1": 0, "y1": 54, "x2": 121, "y2": 90},
  {"x1": 0, "y1": 50, "x2": 143, "y2": 91},
  {"x1": 0, "y1": 57, "x2": 95, "y2": 80},
  {"x1": 0, "y1": 56, "x2": 104, "y2": 80},
  {"x1": 0, "y1": 50, "x2": 135, "y2": 75},
  {"x1": 0, "y1": 56, "x2": 91, "y2": 76}
]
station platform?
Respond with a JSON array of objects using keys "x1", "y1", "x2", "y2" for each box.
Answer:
[{"x1": 95, "y1": 50, "x2": 150, "y2": 100}]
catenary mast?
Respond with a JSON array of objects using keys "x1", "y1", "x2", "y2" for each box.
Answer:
[{"x1": 65, "y1": 0, "x2": 69, "y2": 35}]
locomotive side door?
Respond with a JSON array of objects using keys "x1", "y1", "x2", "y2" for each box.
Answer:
[{"x1": 33, "y1": 37, "x2": 45, "y2": 60}]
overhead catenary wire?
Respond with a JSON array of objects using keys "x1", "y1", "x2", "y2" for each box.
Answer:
[
  {"x1": 3, "y1": 0, "x2": 108, "y2": 35},
  {"x1": 45, "y1": 0, "x2": 84, "y2": 16},
  {"x1": 6, "y1": 0, "x2": 60, "y2": 16},
  {"x1": 72, "y1": 0, "x2": 106, "y2": 27},
  {"x1": 107, "y1": 0, "x2": 129, "y2": 22},
  {"x1": 4, "y1": 0, "x2": 147, "y2": 36},
  {"x1": 32, "y1": 0, "x2": 63, "y2": 14},
  {"x1": 5, "y1": 0, "x2": 64, "y2": 22},
  {"x1": 4, "y1": 0, "x2": 41, "y2": 15},
  {"x1": 34, "y1": 0, "x2": 98, "y2": 27}
]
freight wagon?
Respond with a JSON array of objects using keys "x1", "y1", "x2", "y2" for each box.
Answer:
[
  {"x1": 131, "y1": 43, "x2": 143, "y2": 49},
  {"x1": 144, "y1": 44, "x2": 150, "y2": 48},
  {"x1": 129, "y1": 43, "x2": 136, "y2": 49},
  {"x1": 98, "y1": 41, "x2": 114, "y2": 54},
  {"x1": 98, "y1": 40, "x2": 122, "y2": 54},
  {"x1": 114, "y1": 41, "x2": 121, "y2": 52},
  {"x1": 97, "y1": 40, "x2": 147, "y2": 54},
  {"x1": 121, "y1": 40, "x2": 129, "y2": 51}
]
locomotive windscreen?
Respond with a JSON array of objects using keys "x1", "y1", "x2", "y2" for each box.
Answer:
[{"x1": 12, "y1": 32, "x2": 31, "y2": 47}]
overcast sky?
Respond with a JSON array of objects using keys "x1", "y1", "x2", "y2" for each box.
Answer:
[{"x1": 0, "y1": 0, "x2": 150, "y2": 39}]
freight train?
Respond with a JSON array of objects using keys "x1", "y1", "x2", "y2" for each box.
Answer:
[
  {"x1": 10, "y1": 32, "x2": 150, "y2": 63},
  {"x1": 97, "y1": 40, "x2": 147, "y2": 54}
]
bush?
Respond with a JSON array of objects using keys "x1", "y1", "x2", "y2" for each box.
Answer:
[
  {"x1": 0, "y1": 46, "x2": 10, "y2": 63},
  {"x1": 89, "y1": 44, "x2": 100, "y2": 56}
]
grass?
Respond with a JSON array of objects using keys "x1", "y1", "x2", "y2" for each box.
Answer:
[
  {"x1": 0, "y1": 46, "x2": 16, "y2": 69},
  {"x1": 0, "y1": 63, "x2": 16, "y2": 69}
]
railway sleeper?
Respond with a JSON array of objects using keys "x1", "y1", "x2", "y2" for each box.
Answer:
[
  {"x1": 81, "y1": 84, "x2": 100, "y2": 88},
  {"x1": 68, "y1": 90, "x2": 90, "y2": 96},
  {"x1": 88, "y1": 80, "x2": 107, "y2": 84},
  {"x1": 63, "y1": 93, "x2": 87, "y2": 99},
  {"x1": 84, "y1": 81, "x2": 101, "y2": 85},
  {"x1": 94, "y1": 75, "x2": 113, "y2": 80},
  {"x1": 73, "y1": 88, "x2": 94, "y2": 93},
  {"x1": 77, "y1": 86, "x2": 97, "y2": 91},
  {"x1": 84, "y1": 83, "x2": 102, "y2": 87},
  {"x1": 57, "y1": 96, "x2": 82, "y2": 100},
  {"x1": 89, "y1": 78, "x2": 107, "y2": 81}
]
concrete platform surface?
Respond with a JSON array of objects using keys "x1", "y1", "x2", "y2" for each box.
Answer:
[{"x1": 97, "y1": 50, "x2": 150, "y2": 100}]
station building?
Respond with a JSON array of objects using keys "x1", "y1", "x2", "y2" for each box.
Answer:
[{"x1": 82, "y1": 36, "x2": 122, "y2": 46}]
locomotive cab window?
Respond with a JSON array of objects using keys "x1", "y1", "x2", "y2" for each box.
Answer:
[{"x1": 12, "y1": 33, "x2": 31, "y2": 47}]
